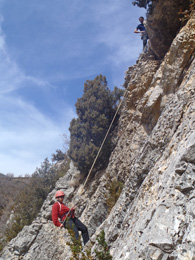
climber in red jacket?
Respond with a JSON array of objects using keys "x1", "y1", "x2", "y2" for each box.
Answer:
[{"x1": 52, "y1": 190, "x2": 89, "y2": 245}]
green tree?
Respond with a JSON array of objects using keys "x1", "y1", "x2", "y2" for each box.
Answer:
[
  {"x1": 68, "y1": 75, "x2": 123, "y2": 175},
  {"x1": 31, "y1": 158, "x2": 56, "y2": 202},
  {"x1": 132, "y1": 0, "x2": 152, "y2": 8},
  {"x1": 95, "y1": 230, "x2": 112, "y2": 260},
  {"x1": 67, "y1": 228, "x2": 112, "y2": 260},
  {"x1": 52, "y1": 149, "x2": 66, "y2": 162}
]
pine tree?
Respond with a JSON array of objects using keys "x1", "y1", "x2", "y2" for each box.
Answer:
[
  {"x1": 132, "y1": 0, "x2": 152, "y2": 9},
  {"x1": 69, "y1": 75, "x2": 123, "y2": 175}
]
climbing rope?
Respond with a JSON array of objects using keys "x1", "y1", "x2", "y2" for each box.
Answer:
[{"x1": 83, "y1": 89, "x2": 128, "y2": 188}]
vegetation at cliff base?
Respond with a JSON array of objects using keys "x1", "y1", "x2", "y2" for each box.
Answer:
[
  {"x1": 67, "y1": 229, "x2": 112, "y2": 260},
  {"x1": 68, "y1": 74, "x2": 123, "y2": 176},
  {"x1": 3, "y1": 155, "x2": 69, "y2": 246},
  {"x1": 132, "y1": 0, "x2": 152, "y2": 9},
  {"x1": 94, "y1": 230, "x2": 112, "y2": 260},
  {"x1": 106, "y1": 179, "x2": 124, "y2": 214},
  {"x1": 67, "y1": 228, "x2": 91, "y2": 260},
  {"x1": 179, "y1": 0, "x2": 195, "y2": 22}
]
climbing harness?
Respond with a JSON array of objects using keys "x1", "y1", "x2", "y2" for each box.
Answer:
[
  {"x1": 57, "y1": 201, "x2": 73, "y2": 226},
  {"x1": 61, "y1": 210, "x2": 71, "y2": 226}
]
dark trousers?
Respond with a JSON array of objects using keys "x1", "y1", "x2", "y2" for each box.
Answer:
[
  {"x1": 141, "y1": 34, "x2": 148, "y2": 53},
  {"x1": 65, "y1": 217, "x2": 89, "y2": 245}
]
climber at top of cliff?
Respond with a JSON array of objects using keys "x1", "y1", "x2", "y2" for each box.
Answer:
[
  {"x1": 134, "y1": 16, "x2": 148, "y2": 53},
  {"x1": 52, "y1": 190, "x2": 89, "y2": 245}
]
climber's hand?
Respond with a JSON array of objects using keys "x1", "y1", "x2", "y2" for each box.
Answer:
[{"x1": 60, "y1": 224, "x2": 64, "y2": 228}]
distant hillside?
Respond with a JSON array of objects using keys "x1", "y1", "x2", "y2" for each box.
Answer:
[{"x1": 0, "y1": 174, "x2": 31, "y2": 237}]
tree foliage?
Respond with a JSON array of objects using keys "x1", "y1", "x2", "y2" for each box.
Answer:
[
  {"x1": 132, "y1": 0, "x2": 152, "y2": 9},
  {"x1": 95, "y1": 230, "x2": 112, "y2": 260},
  {"x1": 51, "y1": 149, "x2": 66, "y2": 162},
  {"x1": 67, "y1": 228, "x2": 112, "y2": 260},
  {"x1": 68, "y1": 75, "x2": 123, "y2": 175},
  {"x1": 179, "y1": 0, "x2": 195, "y2": 22},
  {"x1": 106, "y1": 179, "x2": 123, "y2": 214}
]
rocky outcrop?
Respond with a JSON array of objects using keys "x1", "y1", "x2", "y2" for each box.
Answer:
[
  {"x1": 94, "y1": 14, "x2": 195, "y2": 259},
  {"x1": 1, "y1": 7, "x2": 195, "y2": 260},
  {"x1": 147, "y1": 0, "x2": 190, "y2": 59}
]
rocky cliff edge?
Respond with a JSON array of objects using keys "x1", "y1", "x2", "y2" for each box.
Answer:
[{"x1": 1, "y1": 8, "x2": 195, "y2": 260}]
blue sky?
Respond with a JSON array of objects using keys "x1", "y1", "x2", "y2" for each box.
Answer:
[{"x1": 0, "y1": 0, "x2": 146, "y2": 176}]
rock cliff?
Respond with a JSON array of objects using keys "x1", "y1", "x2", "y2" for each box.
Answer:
[
  {"x1": 1, "y1": 6, "x2": 195, "y2": 260},
  {"x1": 146, "y1": 0, "x2": 191, "y2": 59}
]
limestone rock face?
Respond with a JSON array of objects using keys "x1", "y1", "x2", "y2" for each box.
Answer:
[
  {"x1": 1, "y1": 9, "x2": 195, "y2": 260},
  {"x1": 147, "y1": 0, "x2": 190, "y2": 59}
]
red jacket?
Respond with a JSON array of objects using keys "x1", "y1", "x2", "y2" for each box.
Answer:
[{"x1": 52, "y1": 202, "x2": 75, "y2": 227}]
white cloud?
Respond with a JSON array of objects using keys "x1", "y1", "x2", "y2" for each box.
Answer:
[
  {"x1": 0, "y1": 18, "x2": 50, "y2": 94},
  {"x1": 0, "y1": 0, "x2": 147, "y2": 176},
  {"x1": 0, "y1": 93, "x2": 75, "y2": 176}
]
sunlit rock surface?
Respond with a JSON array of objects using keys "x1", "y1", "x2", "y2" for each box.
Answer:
[{"x1": 1, "y1": 9, "x2": 195, "y2": 260}]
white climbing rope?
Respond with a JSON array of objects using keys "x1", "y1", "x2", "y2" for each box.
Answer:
[{"x1": 83, "y1": 89, "x2": 128, "y2": 188}]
